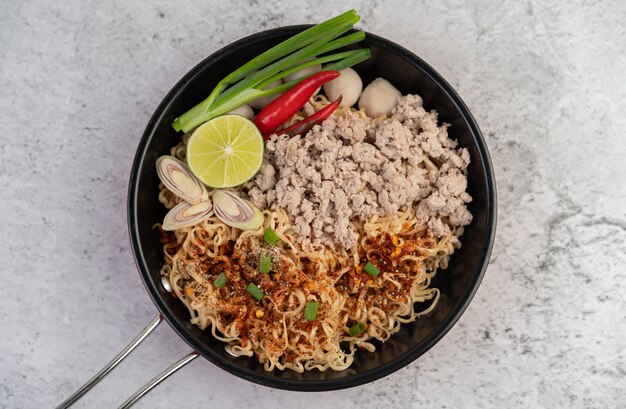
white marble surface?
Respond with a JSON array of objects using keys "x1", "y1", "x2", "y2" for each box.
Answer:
[{"x1": 1, "y1": 0, "x2": 625, "y2": 408}]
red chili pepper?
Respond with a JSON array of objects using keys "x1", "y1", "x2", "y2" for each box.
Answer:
[
  {"x1": 254, "y1": 70, "x2": 340, "y2": 138},
  {"x1": 282, "y1": 96, "x2": 342, "y2": 137}
]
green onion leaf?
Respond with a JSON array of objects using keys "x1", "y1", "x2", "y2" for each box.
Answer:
[
  {"x1": 256, "y1": 49, "x2": 365, "y2": 89},
  {"x1": 324, "y1": 48, "x2": 371, "y2": 72},
  {"x1": 246, "y1": 283, "x2": 264, "y2": 301},
  {"x1": 172, "y1": 10, "x2": 360, "y2": 131},
  {"x1": 263, "y1": 228, "x2": 280, "y2": 246},
  {"x1": 349, "y1": 322, "x2": 366, "y2": 336},
  {"x1": 304, "y1": 301, "x2": 319, "y2": 321},
  {"x1": 215, "y1": 23, "x2": 352, "y2": 102},
  {"x1": 171, "y1": 10, "x2": 371, "y2": 133},
  {"x1": 315, "y1": 31, "x2": 366, "y2": 57},
  {"x1": 259, "y1": 254, "x2": 272, "y2": 274},
  {"x1": 213, "y1": 273, "x2": 228, "y2": 288},
  {"x1": 364, "y1": 261, "x2": 380, "y2": 278},
  {"x1": 220, "y1": 10, "x2": 358, "y2": 86}
]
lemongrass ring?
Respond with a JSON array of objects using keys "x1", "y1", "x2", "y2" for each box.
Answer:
[
  {"x1": 212, "y1": 190, "x2": 263, "y2": 230},
  {"x1": 156, "y1": 155, "x2": 209, "y2": 204},
  {"x1": 162, "y1": 201, "x2": 213, "y2": 231}
]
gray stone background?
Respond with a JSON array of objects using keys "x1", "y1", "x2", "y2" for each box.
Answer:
[{"x1": 1, "y1": 0, "x2": 624, "y2": 408}]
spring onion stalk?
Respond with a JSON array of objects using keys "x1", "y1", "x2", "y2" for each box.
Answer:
[
  {"x1": 213, "y1": 23, "x2": 354, "y2": 104},
  {"x1": 199, "y1": 48, "x2": 372, "y2": 123},
  {"x1": 172, "y1": 10, "x2": 369, "y2": 133},
  {"x1": 349, "y1": 322, "x2": 366, "y2": 336},
  {"x1": 211, "y1": 26, "x2": 358, "y2": 113},
  {"x1": 312, "y1": 31, "x2": 366, "y2": 59},
  {"x1": 263, "y1": 228, "x2": 280, "y2": 246},
  {"x1": 324, "y1": 49, "x2": 371, "y2": 72},
  {"x1": 246, "y1": 283, "x2": 264, "y2": 301},
  {"x1": 259, "y1": 255, "x2": 272, "y2": 274},
  {"x1": 207, "y1": 10, "x2": 359, "y2": 104},
  {"x1": 364, "y1": 261, "x2": 380, "y2": 278},
  {"x1": 256, "y1": 49, "x2": 368, "y2": 89},
  {"x1": 213, "y1": 273, "x2": 228, "y2": 288},
  {"x1": 304, "y1": 301, "x2": 319, "y2": 321}
]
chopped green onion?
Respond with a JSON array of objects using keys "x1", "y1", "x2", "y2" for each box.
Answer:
[
  {"x1": 263, "y1": 228, "x2": 280, "y2": 246},
  {"x1": 213, "y1": 273, "x2": 228, "y2": 288},
  {"x1": 246, "y1": 283, "x2": 264, "y2": 301},
  {"x1": 349, "y1": 322, "x2": 366, "y2": 336},
  {"x1": 304, "y1": 301, "x2": 319, "y2": 321},
  {"x1": 259, "y1": 254, "x2": 272, "y2": 274},
  {"x1": 364, "y1": 261, "x2": 380, "y2": 278}
]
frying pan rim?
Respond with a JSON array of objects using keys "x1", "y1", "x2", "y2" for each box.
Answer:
[{"x1": 127, "y1": 25, "x2": 497, "y2": 391}]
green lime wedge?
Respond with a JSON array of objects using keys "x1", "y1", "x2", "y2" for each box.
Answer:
[{"x1": 186, "y1": 115, "x2": 264, "y2": 188}]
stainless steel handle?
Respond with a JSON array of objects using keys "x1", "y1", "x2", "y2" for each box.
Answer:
[
  {"x1": 117, "y1": 352, "x2": 199, "y2": 409},
  {"x1": 55, "y1": 314, "x2": 164, "y2": 409}
]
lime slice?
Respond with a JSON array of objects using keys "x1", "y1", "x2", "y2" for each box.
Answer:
[{"x1": 186, "y1": 115, "x2": 264, "y2": 188}]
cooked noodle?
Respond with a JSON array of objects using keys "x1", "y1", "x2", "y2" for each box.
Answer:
[{"x1": 157, "y1": 115, "x2": 461, "y2": 372}]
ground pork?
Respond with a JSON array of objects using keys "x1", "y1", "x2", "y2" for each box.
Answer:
[{"x1": 245, "y1": 94, "x2": 473, "y2": 249}]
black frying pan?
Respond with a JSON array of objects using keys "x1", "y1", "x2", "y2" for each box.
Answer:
[{"x1": 57, "y1": 26, "x2": 497, "y2": 408}]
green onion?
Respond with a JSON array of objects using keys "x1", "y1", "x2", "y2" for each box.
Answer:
[
  {"x1": 208, "y1": 48, "x2": 371, "y2": 119},
  {"x1": 263, "y1": 228, "x2": 280, "y2": 246},
  {"x1": 364, "y1": 261, "x2": 380, "y2": 278},
  {"x1": 304, "y1": 301, "x2": 319, "y2": 321},
  {"x1": 171, "y1": 10, "x2": 371, "y2": 133},
  {"x1": 173, "y1": 10, "x2": 359, "y2": 132},
  {"x1": 213, "y1": 22, "x2": 353, "y2": 106},
  {"x1": 214, "y1": 10, "x2": 358, "y2": 97},
  {"x1": 259, "y1": 254, "x2": 272, "y2": 274},
  {"x1": 246, "y1": 283, "x2": 264, "y2": 301},
  {"x1": 324, "y1": 48, "x2": 371, "y2": 72},
  {"x1": 213, "y1": 273, "x2": 228, "y2": 288},
  {"x1": 253, "y1": 49, "x2": 365, "y2": 90},
  {"x1": 349, "y1": 322, "x2": 366, "y2": 336}
]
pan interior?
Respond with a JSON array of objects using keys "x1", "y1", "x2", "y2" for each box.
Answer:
[{"x1": 128, "y1": 26, "x2": 496, "y2": 391}]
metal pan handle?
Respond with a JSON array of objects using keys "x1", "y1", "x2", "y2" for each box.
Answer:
[
  {"x1": 55, "y1": 314, "x2": 198, "y2": 409},
  {"x1": 117, "y1": 352, "x2": 199, "y2": 409}
]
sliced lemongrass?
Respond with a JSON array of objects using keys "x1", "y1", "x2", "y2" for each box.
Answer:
[
  {"x1": 156, "y1": 156, "x2": 208, "y2": 204},
  {"x1": 162, "y1": 200, "x2": 213, "y2": 231},
  {"x1": 212, "y1": 190, "x2": 263, "y2": 230}
]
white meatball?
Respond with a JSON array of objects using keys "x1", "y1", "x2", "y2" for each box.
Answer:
[
  {"x1": 358, "y1": 78, "x2": 402, "y2": 118},
  {"x1": 227, "y1": 104, "x2": 254, "y2": 120},
  {"x1": 283, "y1": 60, "x2": 322, "y2": 83},
  {"x1": 323, "y1": 68, "x2": 362, "y2": 107},
  {"x1": 283, "y1": 60, "x2": 322, "y2": 96},
  {"x1": 249, "y1": 79, "x2": 283, "y2": 109}
]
